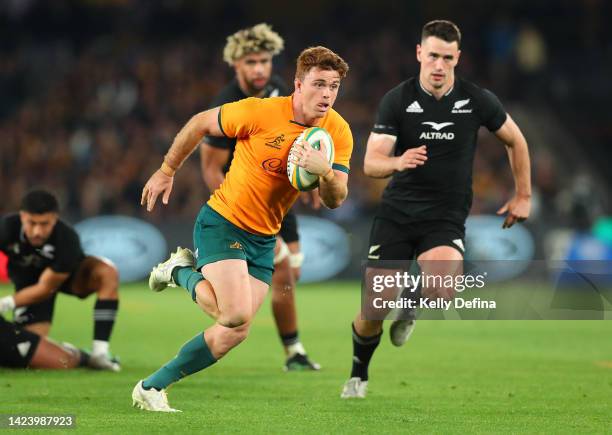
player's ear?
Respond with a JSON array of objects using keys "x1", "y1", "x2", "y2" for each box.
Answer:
[
  {"x1": 416, "y1": 44, "x2": 422, "y2": 62},
  {"x1": 294, "y1": 78, "x2": 302, "y2": 94},
  {"x1": 455, "y1": 49, "x2": 461, "y2": 65}
]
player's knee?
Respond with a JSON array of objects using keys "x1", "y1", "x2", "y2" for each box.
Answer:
[
  {"x1": 94, "y1": 262, "x2": 119, "y2": 296},
  {"x1": 217, "y1": 310, "x2": 252, "y2": 328},
  {"x1": 101, "y1": 263, "x2": 119, "y2": 286}
]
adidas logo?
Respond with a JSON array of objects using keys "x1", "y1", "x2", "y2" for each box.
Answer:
[
  {"x1": 406, "y1": 101, "x2": 423, "y2": 113},
  {"x1": 229, "y1": 241, "x2": 243, "y2": 250}
]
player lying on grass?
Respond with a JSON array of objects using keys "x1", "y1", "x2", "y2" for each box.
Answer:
[
  {"x1": 0, "y1": 314, "x2": 105, "y2": 370},
  {"x1": 200, "y1": 23, "x2": 319, "y2": 371},
  {"x1": 0, "y1": 190, "x2": 120, "y2": 371},
  {"x1": 133, "y1": 46, "x2": 353, "y2": 412},
  {"x1": 342, "y1": 20, "x2": 531, "y2": 398}
]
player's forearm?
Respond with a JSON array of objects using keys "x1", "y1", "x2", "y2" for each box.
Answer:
[
  {"x1": 165, "y1": 111, "x2": 215, "y2": 171},
  {"x1": 13, "y1": 284, "x2": 56, "y2": 307},
  {"x1": 363, "y1": 154, "x2": 397, "y2": 178},
  {"x1": 318, "y1": 170, "x2": 348, "y2": 209},
  {"x1": 506, "y1": 139, "x2": 531, "y2": 198}
]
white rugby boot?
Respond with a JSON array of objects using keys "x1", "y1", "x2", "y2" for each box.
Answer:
[
  {"x1": 340, "y1": 377, "x2": 368, "y2": 399},
  {"x1": 148, "y1": 247, "x2": 195, "y2": 292},
  {"x1": 389, "y1": 318, "x2": 416, "y2": 347},
  {"x1": 132, "y1": 380, "x2": 181, "y2": 412},
  {"x1": 89, "y1": 353, "x2": 121, "y2": 372}
]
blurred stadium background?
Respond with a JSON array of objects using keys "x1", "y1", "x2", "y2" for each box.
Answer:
[
  {"x1": 1, "y1": 1, "x2": 612, "y2": 431},
  {"x1": 1, "y1": 0, "x2": 611, "y2": 283}
]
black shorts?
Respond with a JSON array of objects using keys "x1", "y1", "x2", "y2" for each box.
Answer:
[
  {"x1": 13, "y1": 274, "x2": 77, "y2": 327},
  {"x1": 278, "y1": 210, "x2": 299, "y2": 244},
  {"x1": 367, "y1": 216, "x2": 465, "y2": 261},
  {"x1": 0, "y1": 316, "x2": 41, "y2": 368}
]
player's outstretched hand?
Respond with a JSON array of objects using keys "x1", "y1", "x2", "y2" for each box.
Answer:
[
  {"x1": 141, "y1": 170, "x2": 174, "y2": 212},
  {"x1": 497, "y1": 194, "x2": 531, "y2": 228},
  {"x1": 395, "y1": 145, "x2": 427, "y2": 171},
  {"x1": 291, "y1": 140, "x2": 331, "y2": 176}
]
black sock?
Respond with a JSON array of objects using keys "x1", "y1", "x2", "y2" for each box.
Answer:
[
  {"x1": 350, "y1": 323, "x2": 382, "y2": 381},
  {"x1": 94, "y1": 299, "x2": 119, "y2": 341},
  {"x1": 280, "y1": 331, "x2": 299, "y2": 346},
  {"x1": 78, "y1": 349, "x2": 90, "y2": 367}
]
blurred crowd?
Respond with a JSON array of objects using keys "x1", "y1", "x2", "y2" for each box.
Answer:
[{"x1": 0, "y1": 0, "x2": 609, "y2": 226}]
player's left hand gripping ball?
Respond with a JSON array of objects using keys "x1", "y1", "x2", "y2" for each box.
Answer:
[{"x1": 287, "y1": 127, "x2": 335, "y2": 191}]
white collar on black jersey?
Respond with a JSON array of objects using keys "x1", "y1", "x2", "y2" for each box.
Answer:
[{"x1": 419, "y1": 80, "x2": 454, "y2": 98}]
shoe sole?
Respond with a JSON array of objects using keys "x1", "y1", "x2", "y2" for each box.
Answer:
[
  {"x1": 131, "y1": 386, "x2": 181, "y2": 412},
  {"x1": 148, "y1": 276, "x2": 168, "y2": 292},
  {"x1": 148, "y1": 249, "x2": 195, "y2": 292},
  {"x1": 390, "y1": 320, "x2": 415, "y2": 347}
]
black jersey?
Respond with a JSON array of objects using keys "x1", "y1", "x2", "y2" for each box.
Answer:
[
  {"x1": 204, "y1": 75, "x2": 289, "y2": 173},
  {"x1": 0, "y1": 214, "x2": 85, "y2": 290},
  {"x1": 372, "y1": 77, "x2": 507, "y2": 224}
]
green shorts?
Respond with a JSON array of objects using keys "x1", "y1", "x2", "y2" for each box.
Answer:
[{"x1": 193, "y1": 205, "x2": 276, "y2": 285}]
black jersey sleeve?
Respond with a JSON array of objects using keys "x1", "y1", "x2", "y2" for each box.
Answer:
[
  {"x1": 371, "y1": 84, "x2": 403, "y2": 136},
  {"x1": 204, "y1": 91, "x2": 237, "y2": 149},
  {"x1": 51, "y1": 225, "x2": 83, "y2": 274},
  {"x1": 478, "y1": 88, "x2": 507, "y2": 132}
]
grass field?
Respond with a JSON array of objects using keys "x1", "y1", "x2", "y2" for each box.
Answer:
[{"x1": 1, "y1": 282, "x2": 611, "y2": 434}]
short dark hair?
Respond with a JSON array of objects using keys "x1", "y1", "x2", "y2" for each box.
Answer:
[
  {"x1": 20, "y1": 190, "x2": 59, "y2": 214},
  {"x1": 421, "y1": 20, "x2": 461, "y2": 47}
]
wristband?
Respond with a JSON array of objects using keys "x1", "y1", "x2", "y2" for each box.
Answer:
[{"x1": 160, "y1": 161, "x2": 176, "y2": 177}]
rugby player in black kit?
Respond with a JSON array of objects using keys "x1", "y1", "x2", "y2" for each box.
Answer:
[
  {"x1": 0, "y1": 190, "x2": 120, "y2": 371},
  {"x1": 0, "y1": 314, "x2": 94, "y2": 369},
  {"x1": 341, "y1": 20, "x2": 532, "y2": 398}
]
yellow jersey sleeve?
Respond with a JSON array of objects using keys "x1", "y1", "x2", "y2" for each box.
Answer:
[
  {"x1": 332, "y1": 122, "x2": 353, "y2": 174},
  {"x1": 218, "y1": 97, "x2": 263, "y2": 139}
]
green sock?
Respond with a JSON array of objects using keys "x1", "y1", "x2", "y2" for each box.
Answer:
[
  {"x1": 142, "y1": 332, "x2": 216, "y2": 390},
  {"x1": 172, "y1": 266, "x2": 204, "y2": 301}
]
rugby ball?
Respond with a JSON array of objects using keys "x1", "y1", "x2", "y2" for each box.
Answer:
[{"x1": 287, "y1": 127, "x2": 335, "y2": 191}]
